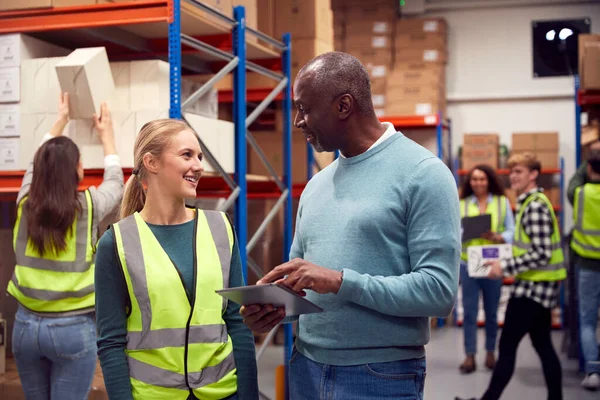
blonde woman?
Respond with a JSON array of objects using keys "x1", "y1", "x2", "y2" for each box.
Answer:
[{"x1": 94, "y1": 119, "x2": 258, "y2": 400}]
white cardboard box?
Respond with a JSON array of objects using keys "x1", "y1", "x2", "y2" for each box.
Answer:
[
  {"x1": 55, "y1": 47, "x2": 115, "y2": 119},
  {"x1": 0, "y1": 104, "x2": 20, "y2": 137},
  {"x1": 135, "y1": 109, "x2": 169, "y2": 136},
  {"x1": 0, "y1": 137, "x2": 19, "y2": 170},
  {"x1": 112, "y1": 110, "x2": 136, "y2": 168},
  {"x1": 184, "y1": 113, "x2": 234, "y2": 173},
  {"x1": 467, "y1": 244, "x2": 513, "y2": 278},
  {"x1": 47, "y1": 56, "x2": 65, "y2": 113},
  {"x1": 130, "y1": 60, "x2": 170, "y2": 111},
  {"x1": 21, "y1": 57, "x2": 66, "y2": 114},
  {"x1": 0, "y1": 67, "x2": 20, "y2": 103},
  {"x1": 0, "y1": 34, "x2": 69, "y2": 68},
  {"x1": 110, "y1": 61, "x2": 131, "y2": 111},
  {"x1": 19, "y1": 112, "x2": 75, "y2": 169}
]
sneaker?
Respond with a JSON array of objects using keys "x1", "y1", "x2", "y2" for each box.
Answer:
[{"x1": 581, "y1": 373, "x2": 600, "y2": 391}]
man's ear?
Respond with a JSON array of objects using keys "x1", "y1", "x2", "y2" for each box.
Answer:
[{"x1": 338, "y1": 94, "x2": 353, "y2": 119}]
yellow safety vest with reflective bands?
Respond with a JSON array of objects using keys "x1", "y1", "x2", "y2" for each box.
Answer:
[
  {"x1": 112, "y1": 209, "x2": 237, "y2": 400},
  {"x1": 513, "y1": 192, "x2": 566, "y2": 281},
  {"x1": 571, "y1": 183, "x2": 600, "y2": 259},
  {"x1": 7, "y1": 190, "x2": 96, "y2": 314},
  {"x1": 460, "y1": 195, "x2": 508, "y2": 261}
]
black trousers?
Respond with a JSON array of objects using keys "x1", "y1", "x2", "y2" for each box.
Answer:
[{"x1": 481, "y1": 296, "x2": 563, "y2": 400}]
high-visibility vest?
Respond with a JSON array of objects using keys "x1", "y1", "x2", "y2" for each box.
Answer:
[
  {"x1": 7, "y1": 190, "x2": 96, "y2": 314},
  {"x1": 460, "y1": 195, "x2": 508, "y2": 261},
  {"x1": 513, "y1": 192, "x2": 566, "y2": 282},
  {"x1": 571, "y1": 183, "x2": 600, "y2": 259},
  {"x1": 112, "y1": 210, "x2": 238, "y2": 400}
]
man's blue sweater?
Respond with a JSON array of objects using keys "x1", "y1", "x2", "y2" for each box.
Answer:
[{"x1": 291, "y1": 132, "x2": 461, "y2": 366}]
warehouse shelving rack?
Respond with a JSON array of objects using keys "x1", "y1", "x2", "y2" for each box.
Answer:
[{"x1": 0, "y1": 1, "x2": 296, "y2": 398}]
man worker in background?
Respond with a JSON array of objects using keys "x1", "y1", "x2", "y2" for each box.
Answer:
[
  {"x1": 570, "y1": 149, "x2": 600, "y2": 391},
  {"x1": 241, "y1": 52, "x2": 461, "y2": 399},
  {"x1": 567, "y1": 139, "x2": 600, "y2": 206},
  {"x1": 458, "y1": 153, "x2": 565, "y2": 400}
]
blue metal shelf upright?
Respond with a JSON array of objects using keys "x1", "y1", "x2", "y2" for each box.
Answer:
[{"x1": 168, "y1": 1, "x2": 294, "y2": 398}]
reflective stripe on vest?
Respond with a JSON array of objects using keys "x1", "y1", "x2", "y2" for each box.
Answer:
[
  {"x1": 7, "y1": 190, "x2": 96, "y2": 314},
  {"x1": 113, "y1": 209, "x2": 237, "y2": 400},
  {"x1": 513, "y1": 192, "x2": 566, "y2": 281},
  {"x1": 571, "y1": 184, "x2": 600, "y2": 259},
  {"x1": 460, "y1": 195, "x2": 507, "y2": 261}
]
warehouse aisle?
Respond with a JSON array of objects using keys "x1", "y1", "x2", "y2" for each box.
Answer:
[{"x1": 257, "y1": 327, "x2": 597, "y2": 400}]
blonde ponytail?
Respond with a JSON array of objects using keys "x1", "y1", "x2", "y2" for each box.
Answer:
[{"x1": 119, "y1": 118, "x2": 191, "y2": 219}]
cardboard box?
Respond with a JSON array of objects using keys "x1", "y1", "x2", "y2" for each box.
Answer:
[
  {"x1": 387, "y1": 84, "x2": 441, "y2": 102},
  {"x1": 135, "y1": 109, "x2": 169, "y2": 137},
  {"x1": 463, "y1": 133, "x2": 499, "y2": 147},
  {"x1": 346, "y1": 47, "x2": 393, "y2": 67},
  {"x1": 504, "y1": 189, "x2": 517, "y2": 206},
  {"x1": 545, "y1": 187, "x2": 561, "y2": 206},
  {"x1": 111, "y1": 110, "x2": 136, "y2": 168},
  {"x1": 55, "y1": 47, "x2": 115, "y2": 119},
  {"x1": 203, "y1": 0, "x2": 233, "y2": 16},
  {"x1": 462, "y1": 144, "x2": 498, "y2": 170},
  {"x1": 388, "y1": 65, "x2": 444, "y2": 86},
  {"x1": 512, "y1": 132, "x2": 558, "y2": 152},
  {"x1": 580, "y1": 42, "x2": 600, "y2": 90},
  {"x1": 0, "y1": 104, "x2": 19, "y2": 137},
  {"x1": 385, "y1": 100, "x2": 442, "y2": 117},
  {"x1": 275, "y1": 0, "x2": 333, "y2": 42},
  {"x1": 344, "y1": 34, "x2": 392, "y2": 50},
  {"x1": 20, "y1": 58, "x2": 47, "y2": 113},
  {"x1": 0, "y1": 0, "x2": 51, "y2": 11},
  {"x1": 291, "y1": 39, "x2": 334, "y2": 78},
  {"x1": 185, "y1": 113, "x2": 235, "y2": 174},
  {"x1": 0, "y1": 137, "x2": 19, "y2": 170},
  {"x1": 394, "y1": 48, "x2": 447, "y2": 64},
  {"x1": 233, "y1": 0, "x2": 257, "y2": 29},
  {"x1": 53, "y1": 0, "x2": 96, "y2": 6},
  {"x1": 130, "y1": 60, "x2": 170, "y2": 111},
  {"x1": 395, "y1": 32, "x2": 446, "y2": 50},
  {"x1": 257, "y1": 0, "x2": 276, "y2": 37},
  {"x1": 18, "y1": 113, "x2": 75, "y2": 169},
  {"x1": 578, "y1": 34, "x2": 600, "y2": 79},
  {"x1": 0, "y1": 67, "x2": 19, "y2": 103},
  {"x1": 110, "y1": 61, "x2": 131, "y2": 111},
  {"x1": 533, "y1": 150, "x2": 559, "y2": 169},
  {"x1": 582, "y1": 120, "x2": 599, "y2": 146},
  {"x1": 397, "y1": 17, "x2": 447, "y2": 35},
  {"x1": 467, "y1": 244, "x2": 512, "y2": 278},
  {"x1": 0, "y1": 34, "x2": 69, "y2": 68}
]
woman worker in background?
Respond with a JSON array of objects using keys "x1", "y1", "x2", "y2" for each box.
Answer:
[
  {"x1": 8, "y1": 92, "x2": 123, "y2": 399},
  {"x1": 459, "y1": 164, "x2": 515, "y2": 373},
  {"x1": 94, "y1": 119, "x2": 258, "y2": 400}
]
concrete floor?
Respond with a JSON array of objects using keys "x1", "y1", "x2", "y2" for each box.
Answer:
[{"x1": 256, "y1": 327, "x2": 598, "y2": 400}]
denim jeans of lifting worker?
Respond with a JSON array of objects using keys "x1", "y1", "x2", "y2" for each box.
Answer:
[
  {"x1": 12, "y1": 306, "x2": 98, "y2": 400},
  {"x1": 578, "y1": 266, "x2": 600, "y2": 374},
  {"x1": 289, "y1": 347, "x2": 426, "y2": 399}
]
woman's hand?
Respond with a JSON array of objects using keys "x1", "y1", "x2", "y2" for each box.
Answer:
[
  {"x1": 481, "y1": 231, "x2": 504, "y2": 243},
  {"x1": 94, "y1": 102, "x2": 117, "y2": 156},
  {"x1": 50, "y1": 92, "x2": 70, "y2": 138}
]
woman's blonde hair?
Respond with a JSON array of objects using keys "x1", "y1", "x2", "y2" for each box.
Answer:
[{"x1": 120, "y1": 118, "x2": 191, "y2": 219}]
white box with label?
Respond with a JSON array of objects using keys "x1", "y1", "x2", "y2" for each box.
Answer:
[
  {"x1": 467, "y1": 244, "x2": 513, "y2": 278},
  {"x1": 0, "y1": 104, "x2": 20, "y2": 137},
  {"x1": 130, "y1": 60, "x2": 170, "y2": 111},
  {"x1": 110, "y1": 61, "x2": 131, "y2": 111},
  {"x1": 0, "y1": 137, "x2": 19, "y2": 170},
  {"x1": 0, "y1": 34, "x2": 69, "y2": 68},
  {"x1": 0, "y1": 67, "x2": 19, "y2": 103},
  {"x1": 55, "y1": 47, "x2": 115, "y2": 119}
]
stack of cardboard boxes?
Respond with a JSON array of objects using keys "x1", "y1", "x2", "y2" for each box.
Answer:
[
  {"x1": 461, "y1": 133, "x2": 499, "y2": 171},
  {"x1": 511, "y1": 132, "x2": 559, "y2": 169}
]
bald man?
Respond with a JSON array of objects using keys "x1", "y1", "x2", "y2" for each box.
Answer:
[{"x1": 242, "y1": 52, "x2": 461, "y2": 399}]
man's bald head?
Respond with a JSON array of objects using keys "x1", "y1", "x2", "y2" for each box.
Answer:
[{"x1": 296, "y1": 52, "x2": 374, "y2": 116}]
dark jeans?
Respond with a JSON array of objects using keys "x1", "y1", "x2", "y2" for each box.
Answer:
[{"x1": 481, "y1": 297, "x2": 563, "y2": 400}]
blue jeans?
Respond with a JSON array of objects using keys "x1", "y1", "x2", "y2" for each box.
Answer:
[
  {"x1": 289, "y1": 348, "x2": 426, "y2": 399},
  {"x1": 578, "y1": 266, "x2": 600, "y2": 374},
  {"x1": 461, "y1": 263, "x2": 502, "y2": 355},
  {"x1": 12, "y1": 306, "x2": 98, "y2": 400}
]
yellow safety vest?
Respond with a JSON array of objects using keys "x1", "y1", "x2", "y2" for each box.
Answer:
[
  {"x1": 460, "y1": 195, "x2": 508, "y2": 261},
  {"x1": 513, "y1": 192, "x2": 566, "y2": 282},
  {"x1": 113, "y1": 209, "x2": 238, "y2": 400},
  {"x1": 571, "y1": 183, "x2": 600, "y2": 259},
  {"x1": 7, "y1": 190, "x2": 95, "y2": 314}
]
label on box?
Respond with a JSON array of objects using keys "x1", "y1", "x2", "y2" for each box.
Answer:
[
  {"x1": 370, "y1": 65, "x2": 387, "y2": 78},
  {"x1": 467, "y1": 244, "x2": 512, "y2": 278},
  {"x1": 415, "y1": 103, "x2": 433, "y2": 115},
  {"x1": 423, "y1": 50, "x2": 439, "y2": 62},
  {"x1": 0, "y1": 35, "x2": 19, "y2": 68},
  {"x1": 373, "y1": 22, "x2": 389, "y2": 34},
  {"x1": 372, "y1": 94, "x2": 386, "y2": 107},
  {"x1": 0, "y1": 137, "x2": 19, "y2": 169},
  {"x1": 0, "y1": 105, "x2": 19, "y2": 137},
  {"x1": 423, "y1": 21, "x2": 439, "y2": 32},
  {"x1": 0, "y1": 67, "x2": 19, "y2": 103},
  {"x1": 424, "y1": 115, "x2": 437, "y2": 125},
  {"x1": 372, "y1": 37, "x2": 388, "y2": 48}
]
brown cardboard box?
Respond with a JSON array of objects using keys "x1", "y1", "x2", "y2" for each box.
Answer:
[
  {"x1": 504, "y1": 189, "x2": 517, "y2": 207},
  {"x1": 397, "y1": 17, "x2": 448, "y2": 35},
  {"x1": 53, "y1": 0, "x2": 95, "y2": 6},
  {"x1": 580, "y1": 43, "x2": 600, "y2": 90},
  {"x1": 385, "y1": 100, "x2": 442, "y2": 117},
  {"x1": 395, "y1": 32, "x2": 446, "y2": 50},
  {"x1": 510, "y1": 149, "x2": 559, "y2": 169},
  {"x1": 370, "y1": 78, "x2": 387, "y2": 95},
  {"x1": 512, "y1": 132, "x2": 558, "y2": 151},
  {"x1": 395, "y1": 48, "x2": 447, "y2": 64},
  {"x1": 578, "y1": 34, "x2": 600, "y2": 79},
  {"x1": 388, "y1": 65, "x2": 444, "y2": 86},
  {"x1": 0, "y1": 0, "x2": 51, "y2": 10},
  {"x1": 582, "y1": 120, "x2": 599, "y2": 145},
  {"x1": 464, "y1": 133, "x2": 500, "y2": 147},
  {"x1": 545, "y1": 187, "x2": 561, "y2": 206},
  {"x1": 386, "y1": 84, "x2": 441, "y2": 102},
  {"x1": 334, "y1": 37, "x2": 344, "y2": 51},
  {"x1": 346, "y1": 47, "x2": 393, "y2": 67},
  {"x1": 462, "y1": 145, "x2": 499, "y2": 170},
  {"x1": 344, "y1": 34, "x2": 392, "y2": 50},
  {"x1": 346, "y1": 20, "x2": 395, "y2": 35},
  {"x1": 257, "y1": 0, "x2": 276, "y2": 37},
  {"x1": 291, "y1": 38, "x2": 334, "y2": 77},
  {"x1": 345, "y1": 5, "x2": 396, "y2": 24},
  {"x1": 275, "y1": 0, "x2": 333, "y2": 42},
  {"x1": 233, "y1": 0, "x2": 257, "y2": 29}
]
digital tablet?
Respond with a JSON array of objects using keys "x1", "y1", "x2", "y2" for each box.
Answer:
[{"x1": 216, "y1": 284, "x2": 324, "y2": 316}]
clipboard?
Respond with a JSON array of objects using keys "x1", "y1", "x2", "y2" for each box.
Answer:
[
  {"x1": 216, "y1": 284, "x2": 324, "y2": 316},
  {"x1": 461, "y1": 214, "x2": 492, "y2": 242}
]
